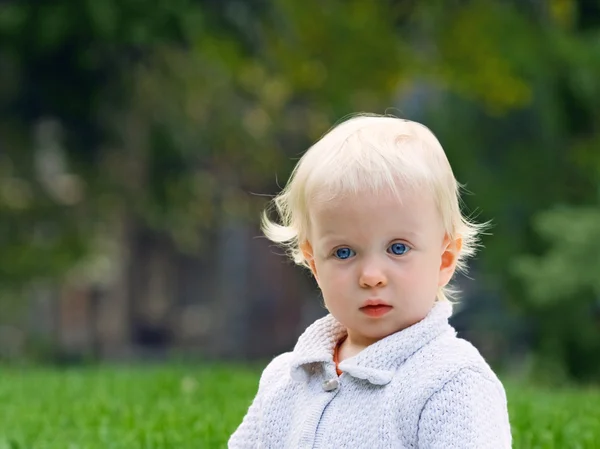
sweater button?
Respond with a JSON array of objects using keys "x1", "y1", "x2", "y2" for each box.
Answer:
[{"x1": 322, "y1": 378, "x2": 339, "y2": 391}]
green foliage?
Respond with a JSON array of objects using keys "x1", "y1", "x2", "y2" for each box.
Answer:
[
  {"x1": 0, "y1": 366, "x2": 599, "y2": 448},
  {"x1": 514, "y1": 206, "x2": 600, "y2": 303},
  {"x1": 1, "y1": 0, "x2": 600, "y2": 381},
  {"x1": 430, "y1": 2, "x2": 535, "y2": 113},
  {"x1": 512, "y1": 206, "x2": 600, "y2": 381},
  {"x1": 0, "y1": 0, "x2": 198, "y2": 282},
  {"x1": 0, "y1": 0, "x2": 565, "y2": 275},
  {"x1": 416, "y1": 1, "x2": 600, "y2": 380}
]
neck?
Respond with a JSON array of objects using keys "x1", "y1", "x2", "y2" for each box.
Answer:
[{"x1": 342, "y1": 331, "x2": 381, "y2": 359}]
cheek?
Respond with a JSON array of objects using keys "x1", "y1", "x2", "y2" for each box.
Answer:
[
  {"x1": 399, "y1": 266, "x2": 427, "y2": 288},
  {"x1": 402, "y1": 255, "x2": 439, "y2": 284},
  {"x1": 315, "y1": 261, "x2": 351, "y2": 290}
]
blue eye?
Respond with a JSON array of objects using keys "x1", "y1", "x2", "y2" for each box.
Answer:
[
  {"x1": 334, "y1": 247, "x2": 355, "y2": 260},
  {"x1": 388, "y1": 243, "x2": 410, "y2": 255}
]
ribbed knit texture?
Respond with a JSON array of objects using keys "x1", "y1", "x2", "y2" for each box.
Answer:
[{"x1": 229, "y1": 302, "x2": 511, "y2": 448}]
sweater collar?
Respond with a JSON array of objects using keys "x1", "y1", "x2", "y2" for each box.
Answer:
[{"x1": 289, "y1": 301, "x2": 454, "y2": 386}]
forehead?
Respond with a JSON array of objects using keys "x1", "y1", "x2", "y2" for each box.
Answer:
[{"x1": 309, "y1": 189, "x2": 442, "y2": 239}]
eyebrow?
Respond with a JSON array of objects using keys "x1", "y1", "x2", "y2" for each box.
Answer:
[
  {"x1": 318, "y1": 231, "x2": 421, "y2": 246},
  {"x1": 318, "y1": 235, "x2": 344, "y2": 247}
]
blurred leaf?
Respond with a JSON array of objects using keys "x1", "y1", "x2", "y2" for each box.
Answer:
[{"x1": 513, "y1": 206, "x2": 600, "y2": 304}]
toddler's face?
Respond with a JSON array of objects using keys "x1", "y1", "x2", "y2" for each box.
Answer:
[{"x1": 303, "y1": 188, "x2": 458, "y2": 347}]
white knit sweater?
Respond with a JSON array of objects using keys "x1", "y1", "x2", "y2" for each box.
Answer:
[{"x1": 229, "y1": 302, "x2": 511, "y2": 448}]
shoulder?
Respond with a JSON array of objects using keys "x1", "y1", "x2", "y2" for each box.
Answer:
[
  {"x1": 257, "y1": 352, "x2": 294, "y2": 390},
  {"x1": 446, "y1": 335, "x2": 504, "y2": 388},
  {"x1": 398, "y1": 330, "x2": 506, "y2": 402},
  {"x1": 417, "y1": 365, "x2": 512, "y2": 448},
  {"x1": 422, "y1": 331, "x2": 501, "y2": 380},
  {"x1": 415, "y1": 336, "x2": 511, "y2": 447},
  {"x1": 262, "y1": 351, "x2": 293, "y2": 374},
  {"x1": 418, "y1": 334, "x2": 509, "y2": 418}
]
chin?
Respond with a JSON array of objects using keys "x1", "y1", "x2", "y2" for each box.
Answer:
[{"x1": 364, "y1": 324, "x2": 399, "y2": 340}]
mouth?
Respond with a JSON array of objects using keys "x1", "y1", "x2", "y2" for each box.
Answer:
[{"x1": 360, "y1": 303, "x2": 393, "y2": 318}]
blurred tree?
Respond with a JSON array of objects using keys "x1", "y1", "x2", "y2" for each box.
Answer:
[
  {"x1": 513, "y1": 206, "x2": 600, "y2": 382},
  {"x1": 0, "y1": 0, "x2": 198, "y2": 285},
  {"x1": 0, "y1": 0, "x2": 599, "y2": 377},
  {"x1": 421, "y1": 0, "x2": 600, "y2": 381},
  {"x1": 509, "y1": 2, "x2": 600, "y2": 378}
]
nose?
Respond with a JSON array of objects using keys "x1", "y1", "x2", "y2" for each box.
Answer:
[{"x1": 358, "y1": 260, "x2": 388, "y2": 288}]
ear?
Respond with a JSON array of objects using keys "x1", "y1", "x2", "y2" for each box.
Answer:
[
  {"x1": 300, "y1": 240, "x2": 319, "y2": 282},
  {"x1": 438, "y1": 235, "x2": 462, "y2": 288}
]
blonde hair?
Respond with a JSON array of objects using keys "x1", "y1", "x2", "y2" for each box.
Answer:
[{"x1": 262, "y1": 114, "x2": 488, "y2": 302}]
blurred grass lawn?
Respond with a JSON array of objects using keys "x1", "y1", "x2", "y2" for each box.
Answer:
[{"x1": 0, "y1": 365, "x2": 598, "y2": 448}]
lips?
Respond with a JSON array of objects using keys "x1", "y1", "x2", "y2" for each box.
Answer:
[{"x1": 360, "y1": 300, "x2": 393, "y2": 318}]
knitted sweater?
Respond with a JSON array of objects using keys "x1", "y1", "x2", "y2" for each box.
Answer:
[{"x1": 229, "y1": 302, "x2": 511, "y2": 448}]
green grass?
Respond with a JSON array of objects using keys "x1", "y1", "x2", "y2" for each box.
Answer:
[
  {"x1": 506, "y1": 381, "x2": 600, "y2": 448},
  {"x1": 0, "y1": 364, "x2": 260, "y2": 449},
  {"x1": 0, "y1": 365, "x2": 598, "y2": 448}
]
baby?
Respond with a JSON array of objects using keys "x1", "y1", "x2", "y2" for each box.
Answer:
[{"x1": 229, "y1": 114, "x2": 511, "y2": 448}]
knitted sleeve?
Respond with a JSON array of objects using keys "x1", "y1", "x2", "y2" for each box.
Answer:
[
  {"x1": 417, "y1": 368, "x2": 512, "y2": 448},
  {"x1": 228, "y1": 353, "x2": 289, "y2": 449},
  {"x1": 228, "y1": 386, "x2": 262, "y2": 448}
]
